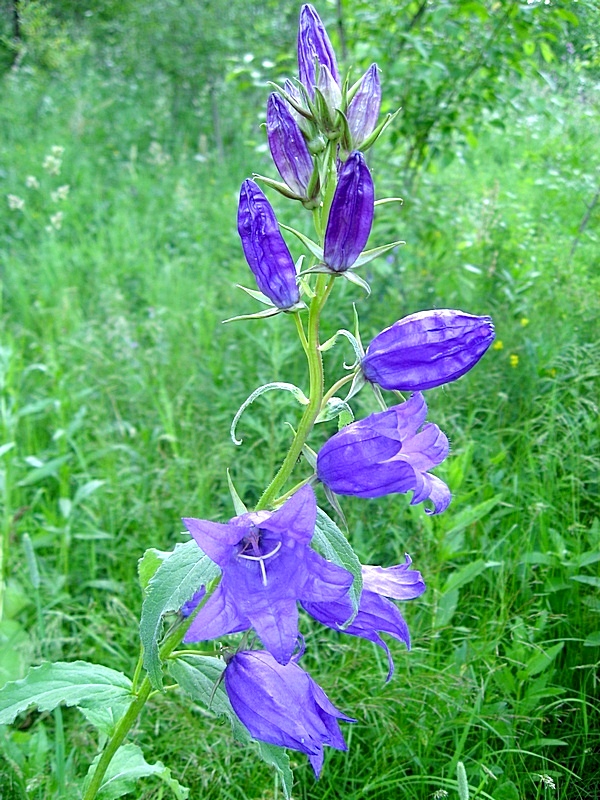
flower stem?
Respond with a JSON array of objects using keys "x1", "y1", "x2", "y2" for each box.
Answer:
[
  {"x1": 82, "y1": 602, "x2": 210, "y2": 800},
  {"x1": 256, "y1": 275, "x2": 330, "y2": 510},
  {"x1": 321, "y1": 372, "x2": 355, "y2": 408}
]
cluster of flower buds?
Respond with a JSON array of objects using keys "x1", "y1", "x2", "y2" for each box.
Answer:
[{"x1": 182, "y1": 4, "x2": 495, "y2": 777}]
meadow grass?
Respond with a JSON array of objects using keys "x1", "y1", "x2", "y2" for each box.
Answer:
[{"x1": 0, "y1": 62, "x2": 599, "y2": 799}]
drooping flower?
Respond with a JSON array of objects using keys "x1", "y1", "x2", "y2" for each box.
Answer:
[
  {"x1": 323, "y1": 152, "x2": 374, "y2": 272},
  {"x1": 182, "y1": 485, "x2": 353, "y2": 665},
  {"x1": 297, "y1": 4, "x2": 339, "y2": 97},
  {"x1": 347, "y1": 64, "x2": 381, "y2": 149},
  {"x1": 225, "y1": 649, "x2": 354, "y2": 777},
  {"x1": 303, "y1": 555, "x2": 425, "y2": 681},
  {"x1": 317, "y1": 392, "x2": 450, "y2": 513},
  {"x1": 361, "y1": 310, "x2": 495, "y2": 391},
  {"x1": 266, "y1": 93, "x2": 314, "y2": 200},
  {"x1": 237, "y1": 179, "x2": 300, "y2": 309}
]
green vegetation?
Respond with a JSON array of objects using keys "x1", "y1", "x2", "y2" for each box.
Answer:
[{"x1": 1, "y1": 1, "x2": 599, "y2": 797}]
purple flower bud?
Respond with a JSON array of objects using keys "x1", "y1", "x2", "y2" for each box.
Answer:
[
  {"x1": 317, "y1": 392, "x2": 451, "y2": 514},
  {"x1": 237, "y1": 179, "x2": 300, "y2": 309},
  {"x1": 266, "y1": 93, "x2": 313, "y2": 199},
  {"x1": 324, "y1": 151, "x2": 374, "y2": 272},
  {"x1": 298, "y1": 4, "x2": 339, "y2": 97},
  {"x1": 362, "y1": 310, "x2": 495, "y2": 391},
  {"x1": 347, "y1": 64, "x2": 381, "y2": 148},
  {"x1": 225, "y1": 650, "x2": 354, "y2": 777}
]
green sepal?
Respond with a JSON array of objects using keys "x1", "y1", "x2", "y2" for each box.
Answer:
[
  {"x1": 341, "y1": 270, "x2": 371, "y2": 296},
  {"x1": 319, "y1": 328, "x2": 363, "y2": 365},
  {"x1": 351, "y1": 239, "x2": 405, "y2": 269},
  {"x1": 222, "y1": 307, "x2": 282, "y2": 324},
  {"x1": 359, "y1": 107, "x2": 401, "y2": 152},
  {"x1": 252, "y1": 173, "x2": 303, "y2": 201},
  {"x1": 316, "y1": 397, "x2": 354, "y2": 425},
  {"x1": 234, "y1": 284, "x2": 275, "y2": 306},
  {"x1": 374, "y1": 196, "x2": 404, "y2": 207},
  {"x1": 231, "y1": 382, "x2": 309, "y2": 446},
  {"x1": 279, "y1": 222, "x2": 323, "y2": 260},
  {"x1": 227, "y1": 469, "x2": 248, "y2": 516}
]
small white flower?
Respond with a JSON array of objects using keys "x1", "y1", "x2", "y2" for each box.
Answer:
[
  {"x1": 51, "y1": 145, "x2": 65, "y2": 157},
  {"x1": 432, "y1": 791, "x2": 449, "y2": 799},
  {"x1": 7, "y1": 194, "x2": 25, "y2": 211},
  {"x1": 51, "y1": 184, "x2": 70, "y2": 202},
  {"x1": 539, "y1": 775, "x2": 556, "y2": 790},
  {"x1": 47, "y1": 211, "x2": 64, "y2": 231},
  {"x1": 25, "y1": 175, "x2": 40, "y2": 189},
  {"x1": 43, "y1": 155, "x2": 62, "y2": 175}
]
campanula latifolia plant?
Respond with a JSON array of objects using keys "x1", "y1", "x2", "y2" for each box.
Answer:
[{"x1": 0, "y1": 6, "x2": 494, "y2": 798}]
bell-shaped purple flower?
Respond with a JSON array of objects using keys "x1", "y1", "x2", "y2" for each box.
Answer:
[
  {"x1": 237, "y1": 179, "x2": 300, "y2": 309},
  {"x1": 182, "y1": 486, "x2": 353, "y2": 665},
  {"x1": 347, "y1": 64, "x2": 381, "y2": 148},
  {"x1": 362, "y1": 309, "x2": 495, "y2": 391},
  {"x1": 225, "y1": 650, "x2": 354, "y2": 777},
  {"x1": 298, "y1": 4, "x2": 340, "y2": 97},
  {"x1": 317, "y1": 392, "x2": 451, "y2": 513},
  {"x1": 303, "y1": 555, "x2": 425, "y2": 680},
  {"x1": 323, "y1": 152, "x2": 374, "y2": 272},
  {"x1": 266, "y1": 93, "x2": 314, "y2": 199}
]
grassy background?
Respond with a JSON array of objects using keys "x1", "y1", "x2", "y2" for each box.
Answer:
[{"x1": 1, "y1": 10, "x2": 599, "y2": 800}]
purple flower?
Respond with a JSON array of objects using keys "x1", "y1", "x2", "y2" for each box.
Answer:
[
  {"x1": 298, "y1": 4, "x2": 339, "y2": 97},
  {"x1": 266, "y1": 93, "x2": 314, "y2": 200},
  {"x1": 182, "y1": 486, "x2": 353, "y2": 665},
  {"x1": 347, "y1": 64, "x2": 381, "y2": 148},
  {"x1": 303, "y1": 555, "x2": 425, "y2": 680},
  {"x1": 324, "y1": 152, "x2": 374, "y2": 272},
  {"x1": 237, "y1": 179, "x2": 300, "y2": 309},
  {"x1": 317, "y1": 392, "x2": 451, "y2": 513},
  {"x1": 225, "y1": 650, "x2": 354, "y2": 777},
  {"x1": 362, "y1": 309, "x2": 495, "y2": 391}
]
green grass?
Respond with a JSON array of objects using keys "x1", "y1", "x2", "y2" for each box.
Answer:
[{"x1": 1, "y1": 55, "x2": 599, "y2": 800}]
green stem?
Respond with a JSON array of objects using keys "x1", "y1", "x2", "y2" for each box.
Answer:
[
  {"x1": 256, "y1": 276, "x2": 332, "y2": 510},
  {"x1": 82, "y1": 607, "x2": 206, "y2": 800}
]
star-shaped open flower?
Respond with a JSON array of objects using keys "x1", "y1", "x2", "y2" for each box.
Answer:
[{"x1": 182, "y1": 485, "x2": 353, "y2": 664}]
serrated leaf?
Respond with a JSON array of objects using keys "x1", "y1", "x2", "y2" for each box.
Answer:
[
  {"x1": 0, "y1": 661, "x2": 132, "y2": 725},
  {"x1": 83, "y1": 743, "x2": 189, "y2": 800},
  {"x1": 257, "y1": 742, "x2": 293, "y2": 800},
  {"x1": 168, "y1": 655, "x2": 250, "y2": 743},
  {"x1": 140, "y1": 541, "x2": 220, "y2": 690},
  {"x1": 313, "y1": 508, "x2": 362, "y2": 614},
  {"x1": 78, "y1": 701, "x2": 131, "y2": 737}
]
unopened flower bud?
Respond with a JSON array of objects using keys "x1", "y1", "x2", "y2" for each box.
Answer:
[
  {"x1": 324, "y1": 151, "x2": 374, "y2": 272},
  {"x1": 298, "y1": 4, "x2": 339, "y2": 97},
  {"x1": 316, "y1": 63, "x2": 342, "y2": 120},
  {"x1": 361, "y1": 310, "x2": 495, "y2": 391},
  {"x1": 237, "y1": 180, "x2": 300, "y2": 309},
  {"x1": 347, "y1": 64, "x2": 381, "y2": 148},
  {"x1": 266, "y1": 93, "x2": 314, "y2": 200}
]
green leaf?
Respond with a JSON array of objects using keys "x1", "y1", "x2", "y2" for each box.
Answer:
[
  {"x1": 138, "y1": 548, "x2": 171, "y2": 595},
  {"x1": 571, "y1": 575, "x2": 600, "y2": 588},
  {"x1": 441, "y1": 559, "x2": 487, "y2": 595},
  {"x1": 83, "y1": 743, "x2": 189, "y2": 800},
  {"x1": 168, "y1": 657, "x2": 293, "y2": 798},
  {"x1": 0, "y1": 661, "x2": 132, "y2": 725},
  {"x1": 257, "y1": 742, "x2": 293, "y2": 800},
  {"x1": 518, "y1": 642, "x2": 564, "y2": 679},
  {"x1": 140, "y1": 541, "x2": 220, "y2": 690},
  {"x1": 17, "y1": 455, "x2": 72, "y2": 487},
  {"x1": 73, "y1": 479, "x2": 105, "y2": 506},
  {"x1": 313, "y1": 508, "x2": 362, "y2": 615},
  {"x1": 168, "y1": 655, "x2": 250, "y2": 743}
]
